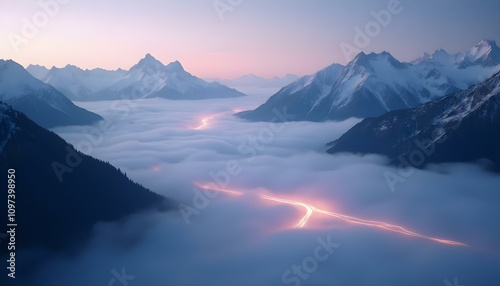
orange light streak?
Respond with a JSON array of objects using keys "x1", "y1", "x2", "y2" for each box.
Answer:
[
  {"x1": 195, "y1": 183, "x2": 467, "y2": 247},
  {"x1": 193, "y1": 117, "x2": 213, "y2": 130},
  {"x1": 260, "y1": 195, "x2": 313, "y2": 228}
]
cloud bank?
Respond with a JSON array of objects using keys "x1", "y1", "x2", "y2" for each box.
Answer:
[{"x1": 28, "y1": 93, "x2": 500, "y2": 286}]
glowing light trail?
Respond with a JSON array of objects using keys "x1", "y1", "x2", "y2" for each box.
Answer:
[
  {"x1": 193, "y1": 117, "x2": 213, "y2": 130},
  {"x1": 260, "y1": 194, "x2": 313, "y2": 228},
  {"x1": 195, "y1": 183, "x2": 467, "y2": 247}
]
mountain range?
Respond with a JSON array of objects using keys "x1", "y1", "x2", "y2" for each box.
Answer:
[
  {"x1": 327, "y1": 71, "x2": 500, "y2": 170},
  {"x1": 28, "y1": 54, "x2": 246, "y2": 101},
  {"x1": 34, "y1": 64, "x2": 127, "y2": 101},
  {"x1": 236, "y1": 40, "x2": 500, "y2": 122},
  {"x1": 0, "y1": 60, "x2": 103, "y2": 129}
]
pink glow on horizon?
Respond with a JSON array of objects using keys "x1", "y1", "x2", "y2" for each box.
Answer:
[
  {"x1": 14, "y1": 51, "x2": 324, "y2": 79},
  {"x1": 1, "y1": 1, "x2": 498, "y2": 78}
]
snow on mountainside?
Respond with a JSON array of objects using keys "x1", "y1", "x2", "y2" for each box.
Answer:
[
  {"x1": 459, "y1": 39, "x2": 500, "y2": 68},
  {"x1": 412, "y1": 40, "x2": 500, "y2": 68},
  {"x1": 28, "y1": 54, "x2": 246, "y2": 101},
  {"x1": 0, "y1": 60, "x2": 103, "y2": 128},
  {"x1": 235, "y1": 63, "x2": 344, "y2": 121},
  {"x1": 92, "y1": 54, "x2": 245, "y2": 101},
  {"x1": 327, "y1": 71, "x2": 500, "y2": 169},
  {"x1": 32, "y1": 65, "x2": 127, "y2": 101},
  {"x1": 236, "y1": 40, "x2": 500, "y2": 122}
]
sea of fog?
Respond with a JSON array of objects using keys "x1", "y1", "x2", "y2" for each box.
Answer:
[{"x1": 36, "y1": 89, "x2": 500, "y2": 286}]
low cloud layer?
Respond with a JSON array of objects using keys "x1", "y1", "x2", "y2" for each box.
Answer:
[{"x1": 29, "y1": 93, "x2": 500, "y2": 286}]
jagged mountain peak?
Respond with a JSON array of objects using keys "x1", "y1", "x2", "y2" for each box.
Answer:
[
  {"x1": 425, "y1": 48, "x2": 460, "y2": 66},
  {"x1": 474, "y1": 39, "x2": 498, "y2": 49},
  {"x1": 0, "y1": 59, "x2": 46, "y2": 89},
  {"x1": 0, "y1": 59, "x2": 25, "y2": 71},
  {"x1": 165, "y1": 60, "x2": 185, "y2": 73},
  {"x1": 349, "y1": 51, "x2": 405, "y2": 71},
  {"x1": 0, "y1": 59, "x2": 103, "y2": 128},
  {"x1": 45, "y1": 64, "x2": 83, "y2": 75},
  {"x1": 63, "y1": 64, "x2": 81, "y2": 69},
  {"x1": 353, "y1": 51, "x2": 396, "y2": 60},
  {"x1": 412, "y1": 52, "x2": 431, "y2": 63},
  {"x1": 143, "y1": 53, "x2": 158, "y2": 61},
  {"x1": 432, "y1": 48, "x2": 450, "y2": 56},
  {"x1": 129, "y1": 54, "x2": 187, "y2": 75},
  {"x1": 26, "y1": 64, "x2": 50, "y2": 80},
  {"x1": 60, "y1": 64, "x2": 92, "y2": 72},
  {"x1": 132, "y1": 53, "x2": 165, "y2": 71},
  {"x1": 92, "y1": 55, "x2": 244, "y2": 100},
  {"x1": 236, "y1": 40, "x2": 500, "y2": 123},
  {"x1": 461, "y1": 39, "x2": 500, "y2": 67},
  {"x1": 27, "y1": 63, "x2": 49, "y2": 69}
]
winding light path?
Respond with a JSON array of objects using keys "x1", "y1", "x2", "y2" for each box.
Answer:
[
  {"x1": 193, "y1": 117, "x2": 213, "y2": 130},
  {"x1": 195, "y1": 183, "x2": 467, "y2": 247}
]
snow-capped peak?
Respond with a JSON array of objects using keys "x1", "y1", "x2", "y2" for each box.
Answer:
[
  {"x1": 143, "y1": 53, "x2": 157, "y2": 62},
  {"x1": 1, "y1": 59, "x2": 26, "y2": 72},
  {"x1": 411, "y1": 52, "x2": 431, "y2": 63},
  {"x1": 0, "y1": 60, "x2": 48, "y2": 100},
  {"x1": 26, "y1": 64, "x2": 50, "y2": 79},
  {"x1": 165, "y1": 60, "x2": 185, "y2": 73},
  {"x1": 348, "y1": 51, "x2": 406, "y2": 72},
  {"x1": 350, "y1": 51, "x2": 368, "y2": 66},
  {"x1": 63, "y1": 64, "x2": 82, "y2": 70},
  {"x1": 474, "y1": 39, "x2": 497, "y2": 50},
  {"x1": 0, "y1": 59, "x2": 103, "y2": 128},
  {"x1": 132, "y1": 53, "x2": 165, "y2": 72},
  {"x1": 462, "y1": 39, "x2": 500, "y2": 65},
  {"x1": 92, "y1": 54, "x2": 244, "y2": 100},
  {"x1": 431, "y1": 49, "x2": 452, "y2": 60}
]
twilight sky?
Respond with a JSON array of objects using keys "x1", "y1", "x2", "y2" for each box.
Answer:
[{"x1": 1, "y1": 0, "x2": 500, "y2": 78}]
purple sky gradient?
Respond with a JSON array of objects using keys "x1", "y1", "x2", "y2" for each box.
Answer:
[{"x1": 1, "y1": 0, "x2": 499, "y2": 78}]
